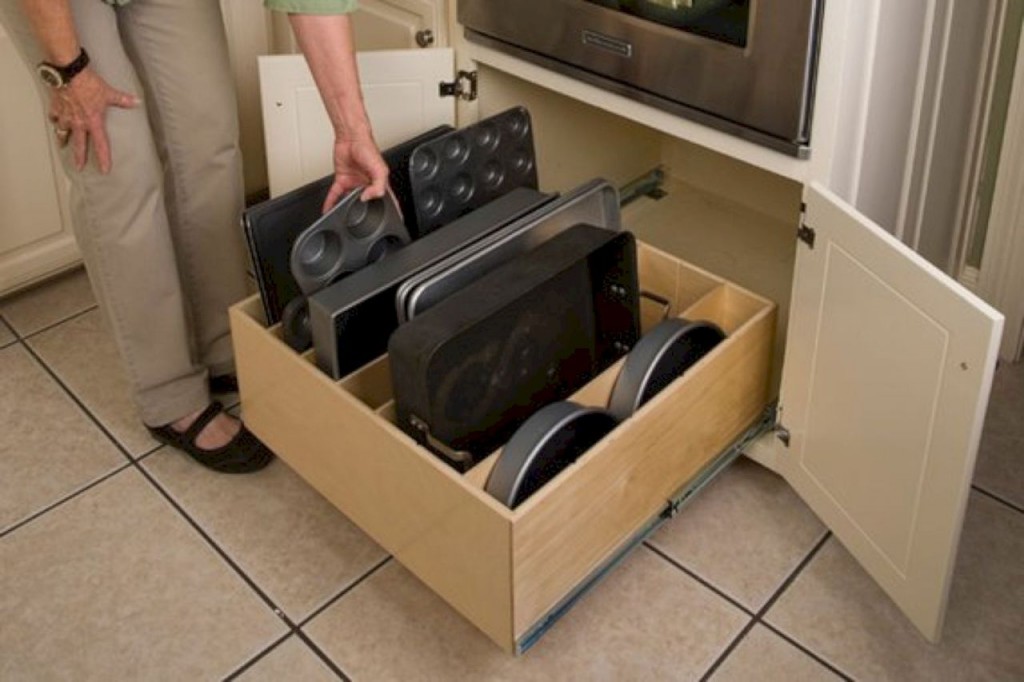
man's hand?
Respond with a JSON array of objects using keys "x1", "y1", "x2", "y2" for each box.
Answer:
[
  {"x1": 48, "y1": 67, "x2": 139, "y2": 173},
  {"x1": 323, "y1": 134, "x2": 389, "y2": 212}
]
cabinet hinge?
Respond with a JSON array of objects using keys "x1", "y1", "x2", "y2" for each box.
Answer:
[
  {"x1": 439, "y1": 70, "x2": 478, "y2": 101},
  {"x1": 797, "y1": 224, "x2": 816, "y2": 249},
  {"x1": 776, "y1": 424, "x2": 791, "y2": 448}
]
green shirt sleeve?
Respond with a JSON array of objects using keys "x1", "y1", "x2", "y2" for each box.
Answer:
[{"x1": 264, "y1": 0, "x2": 358, "y2": 14}]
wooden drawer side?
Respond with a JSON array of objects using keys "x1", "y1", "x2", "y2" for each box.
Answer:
[
  {"x1": 230, "y1": 297, "x2": 516, "y2": 650},
  {"x1": 509, "y1": 285, "x2": 776, "y2": 639}
]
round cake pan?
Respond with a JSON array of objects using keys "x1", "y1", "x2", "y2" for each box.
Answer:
[
  {"x1": 607, "y1": 318, "x2": 726, "y2": 421},
  {"x1": 485, "y1": 401, "x2": 619, "y2": 509}
]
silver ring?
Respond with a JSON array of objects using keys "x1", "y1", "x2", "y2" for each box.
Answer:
[{"x1": 54, "y1": 126, "x2": 70, "y2": 138}]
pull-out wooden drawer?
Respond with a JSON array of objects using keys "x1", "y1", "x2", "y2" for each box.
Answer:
[{"x1": 229, "y1": 240, "x2": 775, "y2": 653}]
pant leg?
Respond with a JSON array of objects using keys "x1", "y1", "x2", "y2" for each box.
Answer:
[
  {"x1": 116, "y1": 0, "x2": 250, "y2": 379},
  {"x1": 0, "y1": 0, "x2": 209, "y2": 426}
]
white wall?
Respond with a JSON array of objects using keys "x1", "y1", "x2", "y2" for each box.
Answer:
[{"x1": 852, "y1": 0, "x2": 997, "y2": 274}]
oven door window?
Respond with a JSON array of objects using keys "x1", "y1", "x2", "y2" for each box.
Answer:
[{"x1": 587, "y1": 0, "x2": 750, "y2": 47}]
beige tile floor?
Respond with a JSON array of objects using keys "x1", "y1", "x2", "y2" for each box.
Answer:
[{"x1": 1, "y1": 266, "x2": 1022, "y2": 681}]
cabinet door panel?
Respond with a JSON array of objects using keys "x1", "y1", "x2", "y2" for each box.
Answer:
[
  {"x1": 0, "y1": 26, "x2": 78, "y2": 296},
  {"x1": 351, "y1": 0, "x2": 443, "y2": 51},
  {"x1": 259, "y1": 48, "x2": 455, "y2": 197},
  {"x1": 780, "y1": 183, "x2": 1003, "y2": 642}
]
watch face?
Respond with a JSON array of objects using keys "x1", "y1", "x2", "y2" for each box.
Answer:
[{"x1": 38, "y1": 64, "x2": 64, "y2": 88}]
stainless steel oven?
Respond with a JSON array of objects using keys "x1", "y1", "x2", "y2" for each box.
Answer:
[{"x1": 459, "y1": 0, "x2": 824, "y2": 157}]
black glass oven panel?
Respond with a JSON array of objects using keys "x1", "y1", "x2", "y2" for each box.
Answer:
[{"x1": 586, "y1": 0, "x2": 749, "y2": 47}]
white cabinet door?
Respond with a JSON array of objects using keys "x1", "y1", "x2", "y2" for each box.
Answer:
[
  {"x1": 779, "y1": 182, "x2": 1004, "y2": 642},
  {"x1": 219, "y1": 0, "x2": 273, "y2": 197},
  {"x1": 271, "y1": 0, "x2": 446, "y2": 54},
  {"x1": 259, "y1": 48, "x2": 455, "y2": 197},
  {"x1": 0, "y1": 26, "x2": 78, "y2": 297}
]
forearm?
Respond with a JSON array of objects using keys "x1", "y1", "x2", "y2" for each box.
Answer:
[
  {"x1": 18, "y1": 0, "x2": 80, "y2": 64},
  {"x1": 289, "y1": 14, "x2": 373, "y2": 142}
]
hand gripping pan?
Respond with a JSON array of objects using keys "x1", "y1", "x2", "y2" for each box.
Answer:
[
  {"x1": 485, "y1": 401, "x2": 619, "y2": 509},
  {"x1": 289, "y1": 188, "x2": 409, "y2": 296},
  {"x1": 607, "y1": 318, "x2": 726, "y2": 421},
  {"x1": 241, "y1": 124, "x2": 453, "y2": 324}
]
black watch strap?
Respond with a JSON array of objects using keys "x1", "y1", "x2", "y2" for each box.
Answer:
[{"x1": 37, "y1": 48, "x2": 90, "y2": 88}]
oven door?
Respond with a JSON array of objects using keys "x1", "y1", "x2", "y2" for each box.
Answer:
[{"x1": 459, "y1": 0, "x2": 823, "y2": 157}]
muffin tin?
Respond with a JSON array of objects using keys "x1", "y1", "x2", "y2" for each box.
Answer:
[
  {"x1": 290, "y1": 188, "x2": 409, "y2": 295},
  {"x1": 407, "y1": 106, "x2": 539, "y2": 237}
]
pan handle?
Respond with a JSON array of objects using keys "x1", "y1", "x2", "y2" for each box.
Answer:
[
  {"x1": 640, "y1": 290, "x2": 672, "y2": 321},
  {"x1": 409, "y1": 414, "x2": 476, "y2": 472}
]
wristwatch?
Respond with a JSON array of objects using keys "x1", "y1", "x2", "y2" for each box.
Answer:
[{"x1": 37, "y1": 48, "x2": 90, "y2": 88}]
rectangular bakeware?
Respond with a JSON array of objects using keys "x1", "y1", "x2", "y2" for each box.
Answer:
[
  {"x1": 396, "y1": 178, "x2": 621, "y2": 323},
  {"x1": 388, "y1": 224, "x2": 640, "y2": 470},
  {"x1": 309, "y1": 188, "x2": 555, "y2": 379}
]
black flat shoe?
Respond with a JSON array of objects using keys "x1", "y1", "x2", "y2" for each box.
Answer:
[
  {"x1": 208, "y1": 373, "x2": 239, "y2": 394},
  {"x1": 147, "y1": 401, "x2": 273, "y2": 474}
]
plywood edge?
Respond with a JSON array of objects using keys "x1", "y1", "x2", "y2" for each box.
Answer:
[{"x1": 230, "y1": 297, "x2": 517, "y2": 650}]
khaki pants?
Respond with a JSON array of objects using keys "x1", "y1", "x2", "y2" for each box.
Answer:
[{"x1": 0, "y1": 0, "x2": 250, "y2": 426}]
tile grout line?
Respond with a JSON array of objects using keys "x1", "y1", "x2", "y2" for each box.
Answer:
[
  {"x1": 12, "y1": 310, "x2": 373, "y2": 680},
  {"x1": 220, "y1": 631, "x2": 293, "y2": 681},
  {"x1": 758, "y1": 620, "x2": 856, "y2": 681},
  {"x1": 643, "y1": 542, "x2": 754, "y2": 617},
  {"x1": 132, "y1": 463, "x2": 299, "y2": 627},
  {"x1": 18, "y1": 339, "x2": 138, "y2": 466},
  {"x1": 227, "y1": 551, "x2": 395, "y2": 680},
  {"x1": 1, "y1": 327, "x2": 163, "y2": 539},
  {"x1": 18, "y1": 335, "x2": 304, "y2": 643},
  {"x1": 971, "y1": 484, "x2": 1024, "y2": 515},
  {"x1": 0, "y1": 461, "x2": 135, "y2": 540},
  {"x1": 0, "y1": 314, "x2": 17, "y2": 349},
  {"x1": 698, "y1": 531, "x2": 855, "y2": 682},
  {"x1": 220, "y1": 629, "x2": 353, "y2": 682},
  {"x1": 298, "y1": 555, "x2": 393, "y2": 629},
  {"x1": 293, "y1": 628, "x2": 353, "y2": 682},
  {"x1": 224, "y1": 557, "x2": 395, "y2": 682},
  {"x1": 4, "y1": 304, "x2": 99, "y2": 343}
]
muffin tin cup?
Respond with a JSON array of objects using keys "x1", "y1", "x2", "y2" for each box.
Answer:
[{"x1": 290, "y1": 188, "x2": 410, "y2": 296}]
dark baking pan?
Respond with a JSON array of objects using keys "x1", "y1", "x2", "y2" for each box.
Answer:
[
  {"x1": 309, "y1": 188, "x2": 555, "y2": 379},
  {"x1": 407, "y1": 107, "x2": 539, "y2": 238},
  {"x1": 242, "y1": 124, "x2": 453, "y2": 324},
  {"x1": 388, "y1": 224, "x2": 639, "y2": 471},
  {"x1": 485, "y1": 401, "x2": 619, "y2": 509},
  {"x1": 290, "y1": 188, "x2": 409, "y2": 295},
  {"x1": 607, "y1": 317, "x2": 726, "y2": 421},
  {"x1": 396, "y1": 178, "x2": 621, "y2": 323}
]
